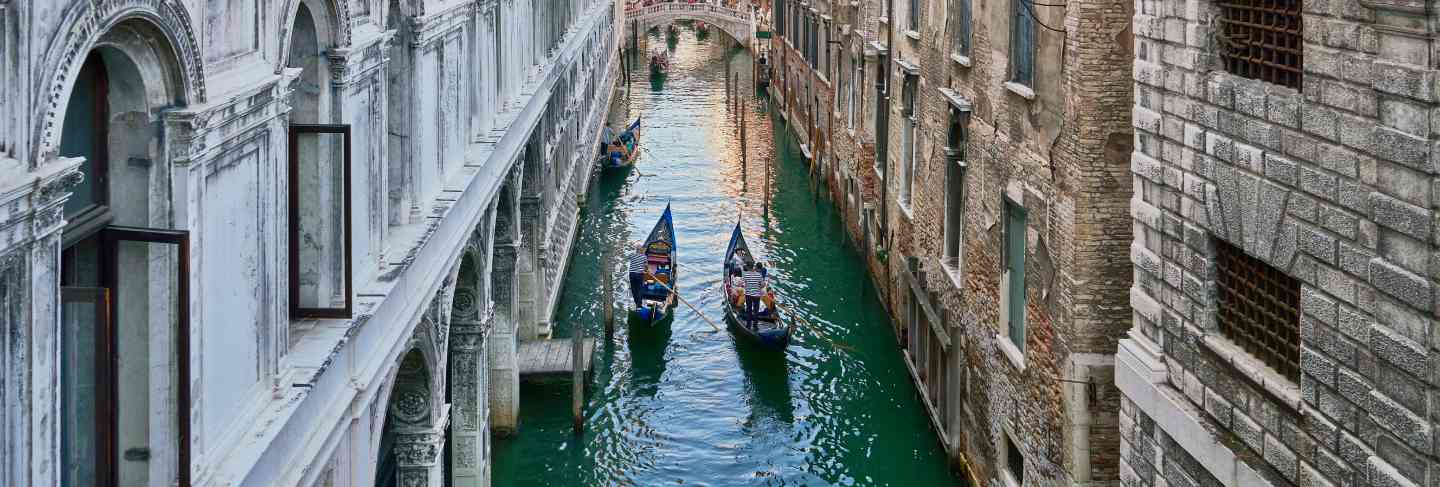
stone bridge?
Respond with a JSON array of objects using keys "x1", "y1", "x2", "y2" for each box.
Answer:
[{"x1": 626, "y1": 3, "x2": 755, "y2": 45}]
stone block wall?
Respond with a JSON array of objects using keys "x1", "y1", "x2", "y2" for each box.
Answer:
[{"x1": 1119, "y1": 0, "x2": 1440, "y2": 486}]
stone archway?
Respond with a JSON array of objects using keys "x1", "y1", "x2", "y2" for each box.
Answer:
[
  {"x1": 448, "y1": 245, "x2": 491, "y2": 487},
  {"x1": 53, "y1": 14, "x2": 195, "y2": 487},
  {"x1": 35, "y1": 0, "x2": 205, "y2": 160},
  {"x1": 375, "y1": 348, "x2": 443, "y2": 487},
  {"x1": 487, "y1": 167, "x2": 523, "y2": 435},
  {"x1": 277, "y1": 0, "x2": 352, "y2": 72}
]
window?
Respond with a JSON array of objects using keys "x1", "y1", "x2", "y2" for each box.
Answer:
[
  {"x1": 872, "y1": 58, "x2": 887, "y2": 176},
  {"x1": 1010, "y1": 0, "x2": 1036, "y2": 86},
  {"x1": 899, "y1": 71, "x2": 918, "y2": 208},
  {"x1": 909, "y1": 0, "x2": 921, "y2": 32},
  {"x1": 847, "y1": 57, "x2": 859, "y2": 130},
  {"x1": 1216, "y1": 238, "x2": 1302, "y2": 381},
  {"x1": 289, "y1": 124, "x2": 354, "y2": 318},
  {"x1": 953, "y1": 0, "x2": 973, "y2": 57},
  {"x1": 1219, "y1": 0, "x2": 1303, "y2": 89},
  {"x1": 942, "y1": 104, "x2": 968, "y2": 275},
  {"x1": 1002, "y1": 198, "x2": 1027, "y2": 352},
  {"x1": 1003, "y1": 432, "x2": 1025, "y2": 486},
  {"x1": 62, "y1": 229, "x2": 192, "y2": 487}
]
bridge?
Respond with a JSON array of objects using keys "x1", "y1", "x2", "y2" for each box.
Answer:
[{"x1": 625, "y1": 3, "x2": 756, "y2": 45}]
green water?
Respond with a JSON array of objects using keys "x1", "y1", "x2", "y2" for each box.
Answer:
[{"x1": 491, "y1": 30, "x2": 959, "y2": 486}]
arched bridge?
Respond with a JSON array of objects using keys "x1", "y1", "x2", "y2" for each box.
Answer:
[{"x1": 625, "y1": 3, "x2": 755, "y2": 45}]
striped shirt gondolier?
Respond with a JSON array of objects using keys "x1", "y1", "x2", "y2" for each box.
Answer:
[
  {"x1": 629, "y1": 252, "x2": 648, "y2": 274},
  {"x1": 743, "y1": 270, "x2": 764, "y2": 297}
]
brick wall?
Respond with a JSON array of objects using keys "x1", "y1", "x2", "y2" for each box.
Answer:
[{"x1": 1120, "y1": 0, "x2": 1440, "y2": 486}]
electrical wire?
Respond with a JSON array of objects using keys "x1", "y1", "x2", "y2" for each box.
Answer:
[{"x1": 1018, "y1": 0, "x2": 1067, "y2": 33}]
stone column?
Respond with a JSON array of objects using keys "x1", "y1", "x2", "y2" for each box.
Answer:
[
  {"x1": 515, "y1": 196, "x2": 542, "y2": 340},
  {"x1": 487, "y1": 244, "x2": 520, "y2": 434},
  {"x1": 393, "y1": 428, "x2": 445, "y2": 487},
  {"x1": 0, "y1": 162, "x2": 79, "y2": 487},
  {"x1": 448, "y1": 266, "x2": 491, "y2": 487}
]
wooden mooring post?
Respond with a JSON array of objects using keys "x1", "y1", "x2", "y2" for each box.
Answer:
[
  {"x1": 740, "y1": 89, "x2": 748, "y2": 189},
  {"x1": 572, "y1": 328, "x2": 585, "y2": 433},
  {"x1": 602, "y1": 251, "x2": 614, "y2": 337}
]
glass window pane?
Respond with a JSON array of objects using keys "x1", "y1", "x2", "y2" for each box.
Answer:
[
  {"x1": 60, "y1": 54, "x2": 109, "y2": 218},
  {"x1": 113, "y1": 239, "x2": 181, "y2": 487},
  {"x1": 61, "y1": 287, "x2": 105, "y2": 487},
  {"x1": 290, "y1": 126, "x2": 353, "y2": 316}
]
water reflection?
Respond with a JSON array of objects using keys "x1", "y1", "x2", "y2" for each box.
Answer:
[{"x1": 491, "y1": 27, "x2": 959, "y2": 487}]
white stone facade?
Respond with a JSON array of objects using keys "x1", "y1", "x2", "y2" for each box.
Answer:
[{"x1": 0, "y1": 0, "x2": 620, "y2": 486}]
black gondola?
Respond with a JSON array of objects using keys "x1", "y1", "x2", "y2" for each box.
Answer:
[
  {"x1": 629, "y1": 205, "x2": 678, "y2": 325},
  {"x1": 600, "y1": 117, "x2": 641, "y2": 171},
  {"x1": 722, "y1": 222, "x2": 791, "y2": 348}
]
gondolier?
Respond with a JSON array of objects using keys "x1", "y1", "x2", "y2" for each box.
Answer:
[
  {"x1": 722, "y1": 221, "x2": 791, "y2": 348},
  {"x1": 743, "y1": 263, "x2": 764, "y2": 329},
  {"x1": 628, "y1": 242, "x2": 647, "y2": 307}
]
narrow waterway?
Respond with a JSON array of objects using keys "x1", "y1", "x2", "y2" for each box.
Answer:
[{"x1": 492, "y1": 28, "x2": 959, "y2": 486}]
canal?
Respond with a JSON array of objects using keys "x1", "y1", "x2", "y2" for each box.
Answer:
[{"x1": 492, "y1": 27, "x2": 959, "y2": 486}]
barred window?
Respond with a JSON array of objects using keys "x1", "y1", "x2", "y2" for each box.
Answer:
[
  {"x1": 1218, "y1": 0, "x2": 1303, "y2": 89},
  {"x1": 1215, "y1": 239, "x2": 1301, "y2": 381}
]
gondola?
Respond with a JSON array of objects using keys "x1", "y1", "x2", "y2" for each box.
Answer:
[
  {"x1": 649, "y1": 51, "x2": 670, "y2": 78},
  {"x1": 600, "y1": 117, "x2": 641, "y2": 171},
  {"x1": 721, "y1": 222, "x2": 791, "y2": 348},
  {"x1": 629, "y1": 204, "x2": 678, "y2": 325}
]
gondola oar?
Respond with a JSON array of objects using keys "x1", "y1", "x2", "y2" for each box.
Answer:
[
  {"x1": 771, "y1": 300, "x2": 856, "y2": 352},
  {"x1": 644, "y1": 270, "x2": 722, "y2": 332}
]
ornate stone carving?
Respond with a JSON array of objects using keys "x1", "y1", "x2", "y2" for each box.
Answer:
[
  {"x1": 390, "y1": 387, "x2": 429, "y2": 424},
  {"x1": 392, "y1": 432, "x2": 440, "y2": 466},
  {"x1": 454, "y1": 437, "x2": 478, "y2": 468},
  {"x1": 451, "y1": 350, "x2": 478, "y2": 429},
  {"x1": 36, "y1": 0, "x2": 208, "y2": 159}
]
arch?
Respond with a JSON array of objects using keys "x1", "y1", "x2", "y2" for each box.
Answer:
[
  {"x1": 276, "y1": 0, "x2": 352, "y2": 73},
  {"x1": 446, "y1": 249, "x2": 489, "y2": 487},
  {"x1": 374, "y1": 346, "x2": 439, "y2": 487},
  {"x1": 626, "y1": 4, "x2": 754, "y2": 47},
  {"x1": 36, "y1": 1, "x2": 205, "y2": 160}
]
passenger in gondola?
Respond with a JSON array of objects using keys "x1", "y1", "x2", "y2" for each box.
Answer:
[
  {"x1": 601, "y1": 123, "x2": 616, "y2": 156},
  {"x1": 743, "y1": 262, "x2": 764, "y2": 329},
  {"x1": 628, "y1": 242, "x2": 647, "y2": 306},
  {"x1": 609, "y1": 140, "x2": 629, "y2": 167}
]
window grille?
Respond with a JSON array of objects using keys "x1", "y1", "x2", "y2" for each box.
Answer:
[
  {"x1": 1218, "y1": 0, "x2": 1303, "y2": 89},
  {"x1": 1215, "y1": 239, "x2": 1301, "y2": 381}
]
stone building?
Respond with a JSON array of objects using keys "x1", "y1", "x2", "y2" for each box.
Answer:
[
  {"x1": 0, "y1": 0, "x2": 619, "y2": 486},
  {"x1": 1118, "y1": 1, "x2": 1440, "y2": 487},
  {"x1": 768, "y1": 0, "x2": 1135, "y2": 484}
]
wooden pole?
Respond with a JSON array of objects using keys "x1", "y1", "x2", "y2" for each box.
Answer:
[
  {"x1": 603, "y1": 251, "x2": 614, "y2": 337},
  {"x1": 572, "y1": 328, "x2": 584, "y2": 433},
  {"x1": 740, "y1": 89, "x2": 748, "y2": 189},
  {"x1": 726, "y1": 56, "x2": 732, "y2": 108}
]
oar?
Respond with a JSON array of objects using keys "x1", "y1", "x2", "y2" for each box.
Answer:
[
  {"x1": 644, "y1": 271, "x2": 723, "y2": 332},
  {"x1": 771, "y1": 299, "x2": 856, "y2": 352}
]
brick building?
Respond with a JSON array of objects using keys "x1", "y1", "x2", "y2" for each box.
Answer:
[
  {"x1": 1117, "y1": 1, "x2": 1440, "y2": 487},
  {"x1": 766, "y1": 0, "x2": 1135, "y2": 484}
]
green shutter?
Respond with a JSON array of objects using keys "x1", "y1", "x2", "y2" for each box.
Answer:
[{"x1": 1006, "y1": 202, "x2": 1027, "y2": 350}]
